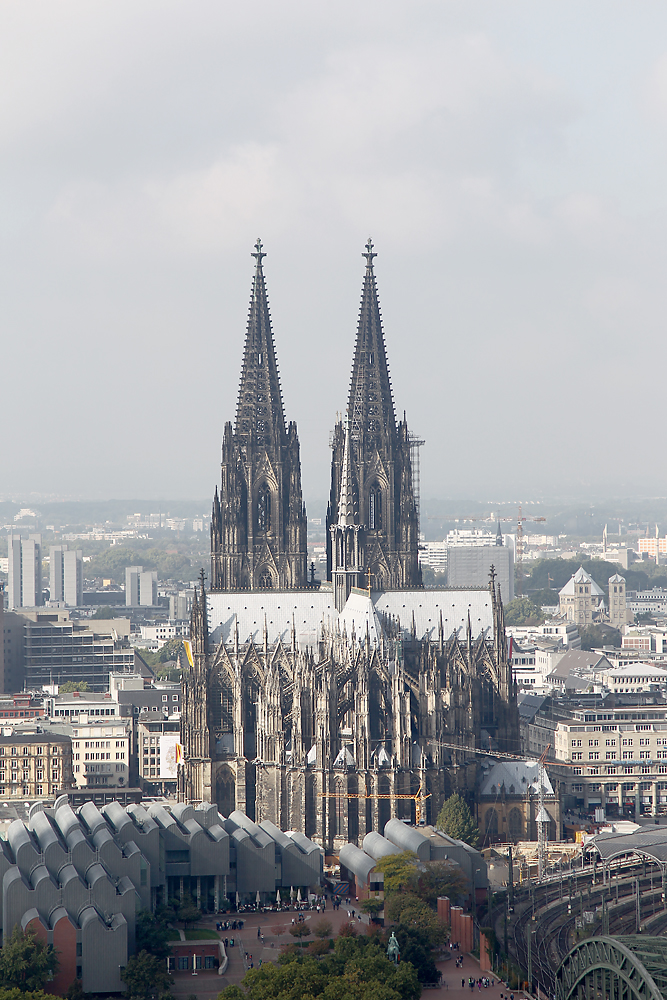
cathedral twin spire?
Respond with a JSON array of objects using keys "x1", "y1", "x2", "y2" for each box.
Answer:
[{"x1": 212, "y1": 237, "x2": 420, "y2": 594}]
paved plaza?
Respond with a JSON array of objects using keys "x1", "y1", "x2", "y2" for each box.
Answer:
[{"x1": 169, "y1": 902, "x2": 533, "y2": 1000}]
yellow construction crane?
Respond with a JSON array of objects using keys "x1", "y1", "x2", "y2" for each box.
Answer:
[{"x1": 320, "y1": 780, "x2": 431, "y2": 825}]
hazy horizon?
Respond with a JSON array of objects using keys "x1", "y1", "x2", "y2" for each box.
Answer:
[{"x1": 3, "y1": 2, "x2": 667, "y2": 501}]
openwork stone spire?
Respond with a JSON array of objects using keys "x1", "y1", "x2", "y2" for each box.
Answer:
[
  {"x1": 211, "y1": 239, "x2": 307, "y2": 591},
  {"x1": 326, "y1": 240, "x2": 420, "y2": 590},
  {"x1": 348, "y1": 238, "x2": 396, "y2": 444},
  {"x1": 337, "y1": 413, "x2": 359, "y2": 527},
  {"x1": 235, "y1": 238, "x2": 286, "y2": 445}
]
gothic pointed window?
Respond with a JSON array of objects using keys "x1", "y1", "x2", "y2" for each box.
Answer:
[
  {"x1": 259, "y1": 571, "x2": 273, "y2": 589},
  {"x1": 369, "y1": 485, "x2": 382, "y2": 530},
  {"x1": 257, "y1": 484, "x2": 271, "y2": 532}
]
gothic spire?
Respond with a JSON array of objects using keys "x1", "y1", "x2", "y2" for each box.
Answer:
[
  {"x1": 234, "y1": 238, "x2": 286, "y2": 443},
  {"x1": 337, "y1": 412, "x2": 359, "y2": 527},
  {"x1": 348, "y1": 239, "x2": 396, "y2": 442}
]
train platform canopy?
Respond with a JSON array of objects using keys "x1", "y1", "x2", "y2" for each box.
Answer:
[{"x1": 589, "y1": 826, "x2": 667, "y2": 864}]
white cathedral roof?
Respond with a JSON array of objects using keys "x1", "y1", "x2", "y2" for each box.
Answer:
[{"x1": 207, "y1": 586, "x2": 494, "y2": 649}]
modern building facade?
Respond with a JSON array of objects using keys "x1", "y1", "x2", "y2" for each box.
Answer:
[
  {"x1": 21, "y1": 611, "x2": 136, "y2": 691},
  {"x1": 448, "y1": 544, "x2": 514, "y2": 601},
  {"x1": 125, "y1": 566, "x2": 158, "y2": 607},
  {"x1": 7, "y1": 535, "x2": 42, "y2": 609},
  {"x1": 0, "y1": 794, "x2": 322, "y2": 993},
  {"x1": 49, "y1": 545, "x2": 83, "y2": 607}
]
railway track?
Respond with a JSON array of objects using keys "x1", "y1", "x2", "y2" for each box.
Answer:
[{"x1": 499, "y1": 865, "x2": 667, "y2": 998}]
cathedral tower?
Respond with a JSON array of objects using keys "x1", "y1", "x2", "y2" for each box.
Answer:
[
  {"x1": 327, "y1": 240, "x2": 421, "y2": 590},
  {"x1": 330, "y1": 414, "x2": 365, "y2": 611},
  {"x1": 211, "y1": 240, "x2": 308, "y2": 591}
]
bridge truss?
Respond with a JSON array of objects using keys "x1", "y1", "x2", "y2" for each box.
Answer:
[{"x1": 557, "y1": 937, "x2": 667, "y2": 1000}]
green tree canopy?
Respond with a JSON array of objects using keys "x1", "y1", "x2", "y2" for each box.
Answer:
[
  {"x1": 503, "y1": 597, "x2": 545, "y2": 626},
  {"x1": 135, "y1": 909, "x2": 172, "y2": 960},
  {"x1": 579, "y1": 624, "x2": 622, "y2": 650},
  {"x1": 217, "y1": 933, "x2": 420, "y2": 1000},
  {"x1": 58, "y1": 681, "x2": 90, "y2": 693},
  {"x1": 0, "y1": 991, "x2": 61, "y2": 1000},
  {"x1": 122, "y1": 950, "x2": 173, "y2": 1000},
  {"x1": 0, "y1": 927, "x2": 58, "y2": 992},
  {"x1": 414, "y1": 859, "x2": 468, "y2": 907},
  {"x1": 177, "y1": 896, "x2": 201, "y2": 929},
  {"x1": 373, "y1": 851, "x2": 419, "y2": 894},
  {"x1": 436, "y1": 793, "x2": 480, "y2": 847},
  {"x1": 393, "y1": 926, "x2": 439, "y2": 985},
  {"x1": 383, "y1": 892, "x2": 445, "y2": 947}
]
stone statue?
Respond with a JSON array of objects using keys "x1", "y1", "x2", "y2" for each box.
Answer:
[{"x1": 387, "y1": 931, "x2": 400, "y2": 965}]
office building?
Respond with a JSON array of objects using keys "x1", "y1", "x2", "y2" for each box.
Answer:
[
  {"x1": 125, "y1": 566, "x2": 158, "y2": 607},
  {"x1": 7, "y1": 535, "x2": 42, "y2": 609},
  {"x1": 20, "y1": 611, "x2": 135, "y2": 691},
  {"x1": 49, "y1": 545, "x2": 83, "y2": 607},
  {"x1": 447, "y1": 543, "x2": 514, "y2": 600}
]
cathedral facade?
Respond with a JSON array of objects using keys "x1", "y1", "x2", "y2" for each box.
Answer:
[{"x1": 179, "y1": 241, "x2": 519, "y2": 852}]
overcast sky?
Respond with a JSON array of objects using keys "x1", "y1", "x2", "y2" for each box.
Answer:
[{"x1": 3, "y1": 1, "x2": 667, "y2": 510}]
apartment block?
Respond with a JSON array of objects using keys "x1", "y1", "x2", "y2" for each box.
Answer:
[
  {"x1": 7, "y1": 535, "x2": 42, "y2": 609},
  {"x1": 71, "y1": 717, "x2": 132, "y2": 789},
  {"x1": 125, "y1": 566, "x2": 158, "y2": 607},
  {"x1": 0, "y1": 732, "x2": 73, "y2": 799},
  {"x1": 49, "y1": 545, "x2": 83, "y2": 606}
]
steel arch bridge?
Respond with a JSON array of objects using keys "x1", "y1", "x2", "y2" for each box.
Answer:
[{"x1": 557, "y1": 937, "x2": 667, "y2": 1000}]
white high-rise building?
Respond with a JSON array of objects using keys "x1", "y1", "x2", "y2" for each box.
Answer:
[
  {"x1": 7, "y1": 535, "x2": 42, "y2": 609},
  {"x1": 49, "y1": 546, "x2": 83, "y2": 606},
  {"x1": 125, "y1": 566, "x2": 158, "y2": 607}
]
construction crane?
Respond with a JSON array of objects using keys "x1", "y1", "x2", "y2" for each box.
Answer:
[{"x1": 320, "y1": 780, "x2": 431, "y2": 825}]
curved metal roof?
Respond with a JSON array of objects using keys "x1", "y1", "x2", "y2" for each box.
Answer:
[{"x1": 589, "y1": 827, "x2": 667, "y2": 864}]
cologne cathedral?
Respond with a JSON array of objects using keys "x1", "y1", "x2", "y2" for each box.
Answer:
[{"x1": 179, "y1": 240, "x2": 519, "y2": 851}]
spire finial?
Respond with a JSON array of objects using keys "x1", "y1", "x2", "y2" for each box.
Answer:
[
  {"x1": 252, "y1": 238, "x2": 266, "y2": 266},
  {"x1": 363, "y1": 237, "x2": 376, "y2": 267}
]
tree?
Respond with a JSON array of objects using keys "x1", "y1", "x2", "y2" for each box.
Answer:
[
  {"x1": 579, "y1": 624, "x2": 621, "y2": 650},
  {"x1": 0, "y1": 991, "x2": 61, "y2": 1000},
  {"x1": 360, "y1": 899, "x2": 383, "y2": 918},
  {"x1": 135, "y1": 909, "x2": 171, "y2": 960},
  {"x1": 313, "y1": 919, "x2": 332, "y2": 939},
  {"x1": 392, "y1": 926, "x2": 439, "y2": 985},
  {"x1": 59, "y1": 681, "x2": 90, "y2": 693},
  {"x1": 414, "y1": 859, "x2": 467, "y2": 908},
  {"x1": 503, "y1": 598, "x2": 545, "y2": 626},
  {"x1": 289, "y1": 923, "x2": 311, "y2": 938},
  {"x1": 177, "y1": 895, "x2": 201, "y2": 929},
  {"x1": 0, "y1": 927, "x2": 58, "y2": 991},
  {"x1": 122, "y1": 951, "x2": 173, "y2": 1000},
  {"x1": 217, "y1": 932, "x2": 420, "y2": 1000},
  {"x1": 436, "y1": 793, "x2": 480, "y2": 847},
  {"x1": 383, "y1": 893, "x2": 445, "y2": 947},
  {"x1": 373, "y1": 851, "x2": 419, "y2": 894}
]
